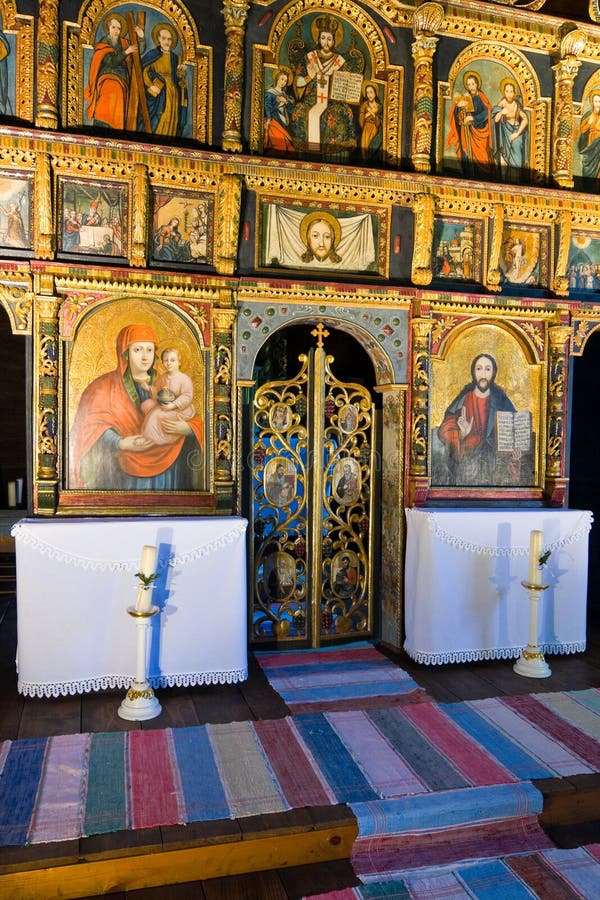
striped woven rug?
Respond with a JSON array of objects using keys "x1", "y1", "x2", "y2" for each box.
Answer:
[
  {"x1": 306, "y1": 844, "x2": 600, "y2": 899},
  {"x1": 1, "y1": 688, "x2": 598, "y2": 847},
  {"x1": 254, "y1": 643, "x2": 428, "y2": 712}
]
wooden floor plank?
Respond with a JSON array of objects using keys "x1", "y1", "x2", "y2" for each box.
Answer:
[
  {"x1": 191, "y1": 682, "x2": 254, "y2": 724},
  {"x1": 201, "y1": 870, "x2": 286, "y2": 900},
  {"x1": 18, "y1": 695, "x2": 82, "y2": 739},
  {"x1": 81, "y1": 692, "x2": 141, "y2": 734},
  {"x1": 278, "y1": 858, "x2": 360, "y2": 899}
]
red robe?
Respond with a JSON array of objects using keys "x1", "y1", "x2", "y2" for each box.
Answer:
[
  {"x1": 70, "y1": 324, "x2": 203, "y2": 487},
  {"x1": 446, "y1": 91, "x2": 494, "y2": 172},
  {"x1": 438, "y1": 391, "x2": 490, "y2": 459},
  {"x1": 84, "y1": 39, "x2": 132, "y2": 129}
]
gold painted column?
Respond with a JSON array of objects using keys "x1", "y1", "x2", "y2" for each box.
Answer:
[
  {"x1": 35, "y1": 0, "x2": 59, "y2": 129},
  {"x1": 551, "y1": 29, "x2": 586, "y2": 188},
  {"x1": 374, "y1": 384, "x2": 407, "y2": 651},
  {"x1": 215, "y1": 173, "x2": 243, "y2": 275},
  {"x1": 411, "y1": 3, "x2": 444, "y2": 174},
  {"x1": 409, "y1": 317, "x2": 433, "y2": 506},
  {"x1": 221, "y1": 0, "x2": 250, "y2": 152},
  {"x1": 544, "y1": 324, "x2": 571, "y2": 507},
  {"x1": 486, "y1": 202, "x2": 504, "y2": 292},
  {"x1": 214, "y1": 305, "x2": 237, "y2": 511},
  {"x1": 33, "y1": 289, "x2": 60, "y2": 514},
  {"x1": 411, "y1": 194, "x2": 435, "y2": 286},
  {"x1": 552, "y1": 210, "x2": 572, "y2": 297}
]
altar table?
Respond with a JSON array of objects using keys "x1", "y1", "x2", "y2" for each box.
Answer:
[
  {"x1": 404, "y1": 508, "x2": 592, "y2": 665},
  {"x1": 13, "y1": 517, "x2": 248, "y2": 697}
]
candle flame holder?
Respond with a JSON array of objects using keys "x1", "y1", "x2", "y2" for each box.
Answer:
[
  {"x1": 513, "y1": 580, "x2": 552, "y2": 679},
  {"x1": 118, "y1": 604, "x2": 162, "y2": 720}
]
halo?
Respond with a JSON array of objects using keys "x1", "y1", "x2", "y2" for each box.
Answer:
[
  {"x1": 462, "y1": 70, "x2": 481, "y2": 90},
  {"x1": 299, "y1": 211, "x2": 342, "y2": 249},
  {"x1": 102, "y1": 13, "x2": 128, "y2": 39},
  {"x1": 499, "y1": 77, "x2": 518, "y2": 95},
  {"x1": 310, "y1": 14, "x2": 340, "y2": 47},
  {"x1": 271, "y1": 65, "x2": 293, "y2": 87},
  {"x1": 585, "y1": 89, "x2": 600, "y2": 108},
  {"x1": 151, "y1": 22, "x2": 179, "y2": 49},
  {"x1": 362, "y1": 80, "x2": 379, "y2": 98}
]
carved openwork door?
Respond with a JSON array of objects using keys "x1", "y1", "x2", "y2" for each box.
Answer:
[{"x1": 250, "y1": 325, "x2": 375, "y2": 648}]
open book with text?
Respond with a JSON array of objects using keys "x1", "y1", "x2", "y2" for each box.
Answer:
[{"x1": 495, "y1": 410, "x2": 532, "y2": 452}]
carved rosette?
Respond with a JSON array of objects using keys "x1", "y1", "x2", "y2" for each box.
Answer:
[
  {"x1": 410, "y1": 318, "x2": 433, "y2": 482},
  {"x1": 35, "y1": 0, "x2": 59, "y2": 128},
  {"x1": 545, "y1": 325, "x2": 571, "y2": 491},
  {"x1": 221, "y1": 0, "x2": 250, "y2": 152},
  {"x1": 34, "y1": 297, "x2": 60, "y2": 509},
  {"x1": 215, "y1": 173, "x2": 242, "y2": 275},
  {"x1": 552, "y1": 210, "x2": 572, "y2": 296},
  {"x1": 486, "y1": 203, "x2": 504, "y2": 292},
  {"x1": 213, "y1": 310, "x2": 236, "y2": 484},
  {"x1": 411, "y1": 194, "x2": 435, "y2": 286},
  {"x1": 552, "y1": 57, "x2": 582, "y2": 189}
]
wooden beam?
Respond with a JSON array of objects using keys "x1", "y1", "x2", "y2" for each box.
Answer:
[{"x1": 0, "y1": 823, "x2": 358, "y2": 900}]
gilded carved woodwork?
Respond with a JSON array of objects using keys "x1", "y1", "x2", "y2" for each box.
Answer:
[
  {"x1": 213, "y1": 309, "x2": 236, "y2": 483},
  {"x1": 33, "y1": 152, "x2": 54, "y2": 259},
  {"x1": 411, "y1": 194, "x2": 435, "y2": 286},
  {"x1": 545, "y1": 325, "x2": 571, "y2": 504},
  {"x1": 131, "y1": 163, "x2": 149, "y2": 269},
  {"x1": 215, "y1": 173, "x2": 243, "y2": 275},
  {"x1": 487, "y1": 203, "x2": 504, "y2": 292},
  {"x1": 0, "y1": 279, "x2": 33, "y2": 334},
  {"x1": 411, "y1": 3, "x2": 444, "y2": 174},
  {"x1": 2, "y1": 5, "x2": 35, "y2": 123},
  {"x1": 410, "y1": 317, "x2": 432, "y2": 480},
  {"x1": 553, "y1": 210, "x2": 573, "y2": 297},
  {"x1": 552, "y1": 67, "x2": 577, "y2": 188},
  {"x1": 33, "y1": 296, "x2": 60, "y2": 499},
  {"x1": 221, "y1": 0, "x2": 250, "y2": 152},
  {"x1": 571, "y1": 313, "x2": 600, "y2": 356},
  {"x1": 36, "y1": 0, "x2": 59, "y2": 129}
]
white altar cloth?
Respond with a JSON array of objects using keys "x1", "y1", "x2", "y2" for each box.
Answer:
[
  {"x1": 13, "y1": 517, "x2": 248, "y2": 697},
  {"x1": 404, "y1": 508, "x2": 592, "y2": 665}
]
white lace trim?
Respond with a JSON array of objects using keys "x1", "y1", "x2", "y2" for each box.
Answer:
[
  {"x1": 404, "y1": 642, "x2": 586, "y2": 666},
  {"x1": 17, "y1": 668, "x2": 248, "y2": 698},
  {"x1": 425, "y1": 511, "x2": 593, "y2": 557},
  {"x1": 10, "y1": 520, "x2": 248, "y2": 572}
]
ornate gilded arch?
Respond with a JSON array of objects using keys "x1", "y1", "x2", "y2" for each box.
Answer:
[
  {"x1": 63, "y1": 0, "x2": 212, "y2": 144},
  {"x1": 247, "y1": 315, "x2": 395, "y2": 388},
  {"x1": 249, "y1": 0, "x2": 403, "y2": 165},
  {"x1": 437, "y1": 41, "x2": 550, "y2": 181}
]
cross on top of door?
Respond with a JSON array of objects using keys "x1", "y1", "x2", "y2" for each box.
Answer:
[{"x1": 311, "y1": 323, "x2": 329, "y2": 348}]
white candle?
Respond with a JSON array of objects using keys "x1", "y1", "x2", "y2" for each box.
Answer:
[
  {"x1": 528, "y1": 530, "x2": 543, "y2": 585},
  {"x1": 139, "y1": 545, "x2": 157, "y2": 577},
  {"x1": 7, "y1": 482, "x2": 16, "y2": 508},
  {"x1": 135, "y1": 545, "x2": 157, "y2": 612}
]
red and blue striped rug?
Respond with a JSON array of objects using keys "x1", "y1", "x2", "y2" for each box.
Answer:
[
  {"x1": 255, "y1": 643, "x2": 428, "y2": 712},
  {"x1": 306, "y1": 843, "x2": 600, "y2": 899},
  {"x1": 0, "y1": 687, "x2": 599, "y2": 847}
]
